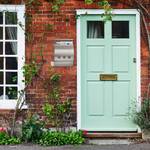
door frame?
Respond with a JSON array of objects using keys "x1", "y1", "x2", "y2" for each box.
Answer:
[{"x1": 76, "y1": 9, "x2": 141, "y2": 130}]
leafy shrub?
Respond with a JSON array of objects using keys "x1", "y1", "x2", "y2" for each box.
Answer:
[
  {"x1": 65, "y1": 131, "x2": 85, "y2": 145},
  {"x1": 38, "y1": 131, "x2": 84, "y2": 146},
  {"x1": 133, "y1": 99, "x2": 150, "y2": 130},
  {"x1": 43, "y1": 71, "x2": 73, "y2": 132},
  {"x1": 22, "y1": 114, "x2": 44, "y2": 142},
  {"x1": 22, "y1": 60, "x2": 39, "y2": 85},
  {"x1": 0, "y1": 132, "x2": 21, "y2": 145},
  {"x1": 43, "y1": 99, "x2": 72, "y2": 130}
]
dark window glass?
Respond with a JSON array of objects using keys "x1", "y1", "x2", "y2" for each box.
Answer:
[
  {"x1": 0, "y1": 42, "x2": 3, "y2": 55},
  {"x1": 0, "y1": 87, "x2": 3, "y2": 99},
  {"x1": 5, "y1": 42, "x2": 17, "y2": 55},
  {"x1": 6, "y1": 87, "x2": 17, "y2": 99},
  {"x1": 0, "y1": 57, "x2": 3, "y2": 69},
  {"x1": 6, "y1": 57, "x2": 18, "y2": 70},
  {"x1": 0, "y1": 72, "x2": 3, "y2": 84},
  {"x1": 5, "y1": 27, "x2": 17, "y2": 40},
  {"x1": 0, "y1": 12, "x2": 3, "y2": 24},
  {"x1": 6, "y1": 72, "x2": 17, "y2": 84},
  {"x1": 0, "y1": 27, "x2": 3, "y2": 40},
  {"x1": 5, "y1": 12, "x2": 17, "y2": 25},
  {"x1": 87, "y1": 21, "x2": 104, "y2": 38},
  {"x1": 112, "y1": 21, "x2": 129, "y2": 38}
]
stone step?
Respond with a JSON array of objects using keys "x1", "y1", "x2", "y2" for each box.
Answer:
[{"x1": 83, "y1": 132, "x2": 142, "y2": 139}]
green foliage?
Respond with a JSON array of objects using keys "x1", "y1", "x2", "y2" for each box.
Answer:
[
  {"x1": 0, "y1": 132, "x2": 21, "y2": 145},
  {"x1": 43, "y1": 100, "x2": 71, "y2": 117},
  {"x1": 26, "y1": 0, "x2": 42, "y2": 7},
  {"x1": 49, "y1": 87, "x2": 60, "y2": 100},
  {"x1": 133, "y1": 99, "x2": 150, "y2": 130},
  {"x1": 50, "y1": 73, "x2": 61, "y2": 83},
  {"x1": 22, "y1": 59, "x2": 39, "y2": 85},
  {"x1": 22, "y1": 114, "x2": 44, "y2": 142},
  {"x1": 57, "y1": 100, "x2": 71, "y2": 113},
  {"x1": 38, "y1": 131, "x2": 84, "y2": 146},
  {"x1": 43, "y1": 99, "x2": 72, "y2": 128},
  {"x1": 52, "y1": 4, "x2": 60, "y2": 12},
  {"x1": 84, "y1": 0, "x2": 113, "y2": 21},
  {"x1": 98, "y1": 0, "x2": 109, "y2": 6},
  {"x1": 55, "y1": 0, "x2": 65, "y2": 5},
  {"x1": 43, "y1": 103, "x2": 53, "y2": 118},
  {"x1": 85, "y1": 0, "x2": 93, "y2": 5},
  {"x1": 98, "y1": 0, "x2": 113, "y2": 21},
  {"x1": 45, "y1": 0, "x2": 65, "y2": 12},
  {"x1": 43, "y1": 71, "x2": 72, "y2": 131}
]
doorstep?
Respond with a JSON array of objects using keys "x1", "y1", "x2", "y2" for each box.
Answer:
[
  {"x1": 83, "y1": 132, "x2": 142, "y2": 139},
  {"x1": 87, "y1": 139, "x2": 132, "y2": 145}
]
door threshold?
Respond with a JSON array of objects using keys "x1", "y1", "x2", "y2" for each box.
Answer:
[{"x1": 83, "y1": 132, "x2": 142, "y2": 139}]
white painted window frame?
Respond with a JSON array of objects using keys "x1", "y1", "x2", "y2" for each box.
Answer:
[
  {"x1": 76, "y1": 9, "x2": 141, "y2": 130},
  {"x1": 0, "y1": 5, "x2": 25, "y2": 109}
]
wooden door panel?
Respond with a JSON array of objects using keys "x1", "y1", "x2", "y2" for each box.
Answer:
[
  {"x1": 87, "y1": 46, "x2": 105, "y2": 72},
  {"x1": 87, "y1": 82, "x2": 104, "y2": 116},
  {"x1": 112, "y1": 46, "x2": 129, "y2": 73},
  {"x1": 112, "y1": 81, "x2": 130, "y2": 116}
]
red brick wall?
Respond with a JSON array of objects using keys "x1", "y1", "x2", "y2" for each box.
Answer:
[
  {"x1": 25, "y1": 0, "x2": 150, "y2": 122},
  {"x1": 0, "y1": 0, "x2": 150, "y2": 125}
]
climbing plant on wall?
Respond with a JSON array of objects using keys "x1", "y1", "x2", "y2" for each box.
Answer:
[
  {"x1": 0, "y1": 0, "x2": 148, "y2": 50},
  {"x1": 0, "y1": 0, "x2": 149, "y2": 135}
]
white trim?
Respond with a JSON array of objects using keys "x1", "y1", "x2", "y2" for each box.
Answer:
[
  {"x1": 77, "y1": 16, "x2": 81, "y2": 130},
  {"x1": 76, "y1": 9, "x2": 141, "y2": 130},
  {"x1": 0, "y1": 5, "x2": 25, "y2": 109},
  {"x1": 0, "y1": 5, "x2": 25, "y2": 12},
  {"x1": 136, "y1": 11, "x2": 141, "y2": 112},
  {"x1": 76, "y1": 9, "x2": 140, "y2": 15}
]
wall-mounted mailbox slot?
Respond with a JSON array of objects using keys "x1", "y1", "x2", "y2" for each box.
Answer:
[
  {"x1": 51, "y1": 39, "x2": 74, "y2": 67},
  {"x1": 100, "y1": 74, "x2": 118, "y2": 81}
]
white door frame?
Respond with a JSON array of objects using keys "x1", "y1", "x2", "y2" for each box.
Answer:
[{"x1": 76, "y1": 9, "x2": 141, "y2": 130}]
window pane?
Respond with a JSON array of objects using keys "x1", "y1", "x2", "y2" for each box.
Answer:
[
  {"x1": 0, "y1": 57, "x2": 3, "y2": 69},
  {"x1": 6, "y1": 72, "x2": 17, "y2": 84},
  {"x1": 5, "y1": 12, "x2": 17, "y2": 25},
  {"x1": 112, "y1": 21, "x2": 129, "y2": 38},
  {"x1": 6, "y1": 87, "x2": 17, "y2": 99},
  {"x1": 0, "y1": 27, "x2": 3, "y2": 40},
  {"x1": 5, "y1": 42, "x2": 17, "y2": 55},
  {"x1": 5, "y1": 27, "x2": 17, "y2": 40},
  {"x1": 0, "y1": 87, "x2": 3, "y2": 99},
  {"x1": 0, "y1": 42, "x2": 3, "y2": 55},
  {"x1": 6, "y1": 57, "x2": 18, "y2": 70},
  {"x1": 0, "y1": 12, "x2": 3, "y2": 24},
  {"x1": 0, "y1": 72, "x2": 3, "y2": 84},
  {"x1": 87, "y1": 21, "x2": 104, "y2": 38}
]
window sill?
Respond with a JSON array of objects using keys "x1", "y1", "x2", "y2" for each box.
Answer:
[{"x1": 0, "y1": 100, "x2": 28, "y2": 110}]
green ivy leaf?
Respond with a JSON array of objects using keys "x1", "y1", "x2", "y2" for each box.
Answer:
[
  {"x1": 52, "y1": 4, "x2": 60, "y2": 12},
  {"x1": 85, "y1": 0, "x2": 93, "y2": 5},
  {"x1": 55, "y1": 0, "x2": 65, "y2": 5}
]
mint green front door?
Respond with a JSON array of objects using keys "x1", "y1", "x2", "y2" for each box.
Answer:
[{"x1": 80, "y1": 14, "x2": 137, "y2": 131}]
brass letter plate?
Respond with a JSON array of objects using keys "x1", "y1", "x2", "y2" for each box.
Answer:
[{"x1": 100, "y1": 74, "x2": 118, "y2": 81}]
